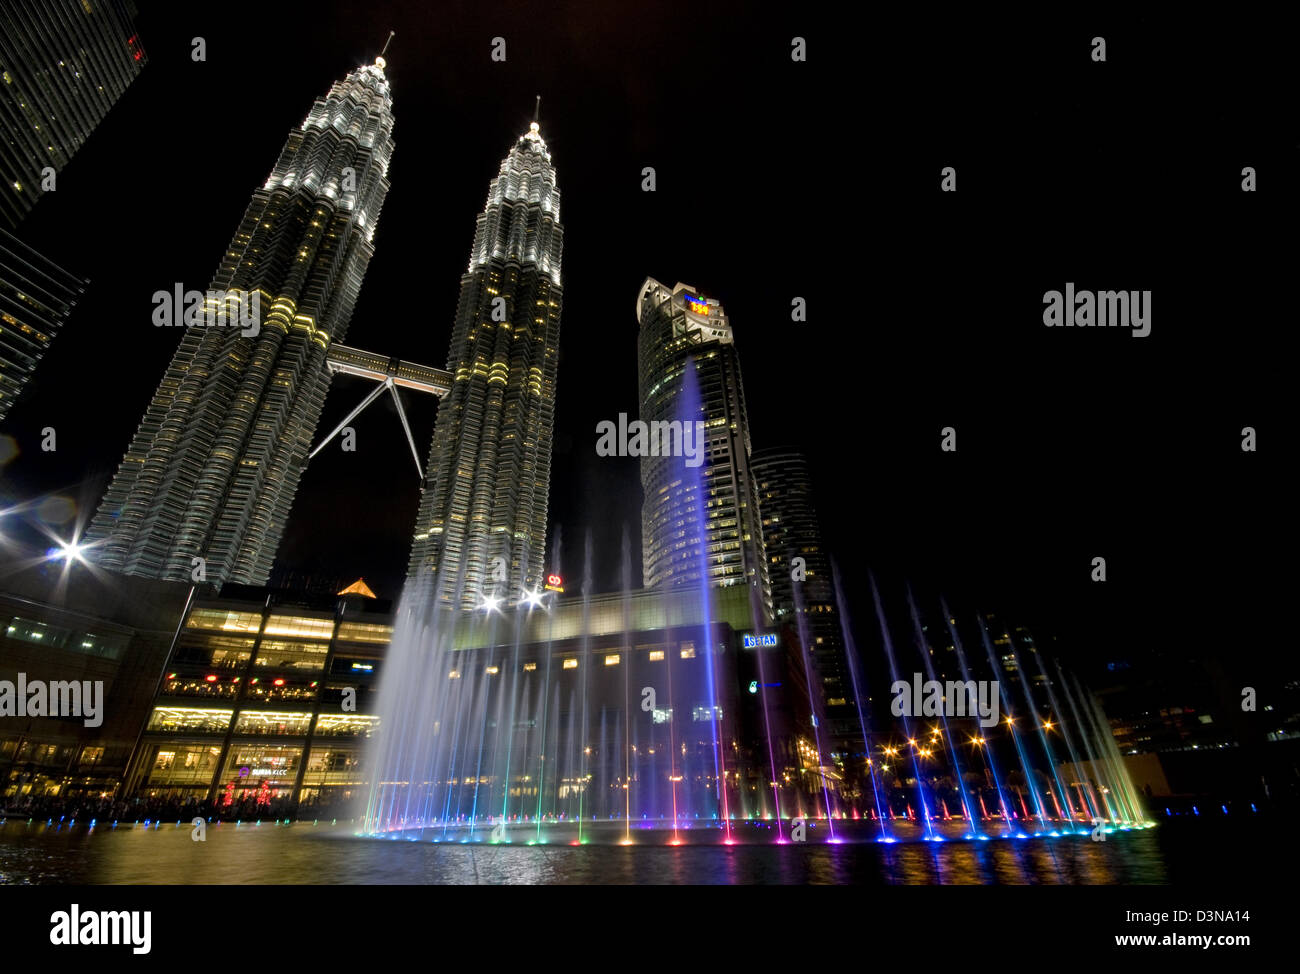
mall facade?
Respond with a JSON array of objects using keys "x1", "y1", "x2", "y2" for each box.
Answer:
[
  {"x1": 123, "y1": 581, "x2": 826, "y2": 819},
  {"x1": 122, "y1": 583, "x2": 390, "y2": 813}
]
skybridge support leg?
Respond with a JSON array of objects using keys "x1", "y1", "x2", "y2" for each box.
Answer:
[
  {"x1": 309, "y1": 381, "x2": 388, "y2": 460},
  {"x1": 388, "y1": 382, "x2": 426, "y2": 482}
]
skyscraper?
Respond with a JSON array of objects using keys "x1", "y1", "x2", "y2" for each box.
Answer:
[
  {"x1": 750, "y1": 447, "x2": 855, "y2": 740},
  {"x1": 636, "y1": 279, "x2": 771, "y2": 622},
  {"x1": 86, "y1": 56, "x2": 395, "y2": 587},
  {"x1": 407, "y1": 113, "x2": 563, "y2": 611},
  {"x1": 0, "y1": 227, "x2": 86, "y2": 422},
  {"x1": 1, "y1": 0, "x2": 147, "y2": 229}
]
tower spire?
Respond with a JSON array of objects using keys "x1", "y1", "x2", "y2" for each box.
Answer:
[
  {"x1": 375, "y1": 30, "x2": 394, "y2": 71},
  {"x1": 533, "y1": 95, "x2": 541, "y2": 124}
]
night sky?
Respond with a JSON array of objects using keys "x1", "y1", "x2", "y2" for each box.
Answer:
[{"x1": 0, "y1": 3, "x2": 1290, "y2": 693}]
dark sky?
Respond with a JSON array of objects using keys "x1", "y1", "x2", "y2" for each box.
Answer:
[{"x1": 1, "y1": 3, "x2": 1290, "y2": 689}]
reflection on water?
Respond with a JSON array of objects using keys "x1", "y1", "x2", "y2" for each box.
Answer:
[{"x1": 0, "y1": 816, "x2": 1193, "y2": 885}]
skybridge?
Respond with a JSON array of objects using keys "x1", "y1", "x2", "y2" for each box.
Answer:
[{"x1": 310, "y1": 342, "x2": 453, "y2": 480}]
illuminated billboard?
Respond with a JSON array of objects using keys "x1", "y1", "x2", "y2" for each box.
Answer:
[{"x1": 682, "y1": 293, "x2": 710, "y2": 316}]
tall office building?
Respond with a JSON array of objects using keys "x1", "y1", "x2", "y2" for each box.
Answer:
[
  {"x1": 636, "y1": 279, "x2": 771, "y2": 622},
  {"x1": 0, "y1": 227, "x2": 85, "y2": 421},
  {"x1": 407, "y1": 115, "x2": 563, "y2": 611},
  {"x1": 750, "y1": 447, "x2": 855, "y2": 737},
  {"x1": 86, "y1": 56, "x2": 395, "y2": 586},
  {"x1": 1, "y1": 0, "x2": 147, "y2": 229}
]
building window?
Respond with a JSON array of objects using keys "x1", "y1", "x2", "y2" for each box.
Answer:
[
  {"x1": 77, "y1": 746, "x2": 105, "y2": 768},
  {"x1": 147, "y1": 707, "x2": 233, "y2": 733},
  {"x1": 336, "y1": 622, "x2": 393, "y2": 644},
  {"x1": 314, "y1": 714, "x2": 379, "y2": 737},
  {"x1": 233, "y1": 710, "x2": 313, "y2": 736},
  {"x1": 148, "y1": 745, "x2": 222, "y2": 786},
  {"x1": 254, "y1": 640, "x2": 328, "y2": 671},
  {"x1": 263, "y1": 615, "x2": 334, "y2": 639},
  {"x1": 187, "y1": 609, "x2": 261, "y2": 633}
]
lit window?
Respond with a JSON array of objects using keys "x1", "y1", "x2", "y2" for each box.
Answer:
[
  {"x1": 187, "y1": 609, "x2": 261, "y2": 633},
  {"x1": 605, "y1": 654, "x2": 620, "y2": 666},
  {"x1": 336, "y1": 622, "x2": 393, "y2": 644},
  {"x1": 523, "y1": 662, "x2": 537, "y2": 672},
  {"x1": 448, "y1": 670, "x2": 461, "y2": 680},
  {"x1": 263, "y1": 615, "x2": 334, "y2": 639},
  {"x1": 485, "y1": 666, "x2": 499, "y2": 675},
  {"x1": 648, "y1": 650, "x2": 664, "y2": 662},
  {"x1": 563, "y1": 659, "x2": 577, "y2": 670},
  {"x1": 680, "y1": 644, "x2": 696, "y2": 659}
]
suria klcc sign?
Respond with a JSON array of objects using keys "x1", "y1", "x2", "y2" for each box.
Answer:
[
  {"x1": 238, "y1": 765, "x2": 289, "y2": 777},
  {"x1": 742, "y1": 633, "x2": 778, "y2": 649}
]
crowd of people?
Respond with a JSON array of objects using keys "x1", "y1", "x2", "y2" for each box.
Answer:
[{"x1": 1, "y1": 790, "x2": 355, "y2": 823}]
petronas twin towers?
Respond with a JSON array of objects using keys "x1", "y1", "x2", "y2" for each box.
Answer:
[{"x1": 86, "y1": 53, "x2": 563, "y2": 609}]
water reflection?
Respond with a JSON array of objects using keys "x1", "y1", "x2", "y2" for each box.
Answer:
[{"x1": 0, "y1": 816, "x2": 1183, "y2": 885}]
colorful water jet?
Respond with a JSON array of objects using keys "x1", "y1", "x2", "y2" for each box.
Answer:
[{"x1": 358, "y1": 360, "x2": 1146, "y2": 846}]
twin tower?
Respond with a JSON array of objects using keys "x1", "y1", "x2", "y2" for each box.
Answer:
[
  {"x1": 85, "y1": 56, "x2": 562, "y2": 611},
  {"x1": 86, "y1": 55, "x2": 768, "y2": 619}
]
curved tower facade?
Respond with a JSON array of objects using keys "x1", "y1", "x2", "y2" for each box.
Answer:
[
  {"x1": 636, "y1": 278, "x2": 771, "y2": 623},
  {"x1": 86, "y1": 57, "x2": 395, "y2": 585},
  {"x1": 750, "y1": 447, "x2": 855, "y2": 743},
  {"x1": 407, "y1": 118, "x2": 563, "y2": 611}
]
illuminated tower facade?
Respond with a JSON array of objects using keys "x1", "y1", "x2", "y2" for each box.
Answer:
[
  {"x1": 407, "y1": 114, "x2": 563, "y2": 610},
  {"x1": 750, "y1": 447, "x2": 855, "y2": 741},
  {"x1": 0, "y1": 227, "x2": 85, "y2": 421},
  {"x1": 636, "y1": 278, "x2": 771, "y2": 622},
  {"x1": 86, "y1": 56, "x2": 395, "y2": 586},
  {"x1": 1, "y1": 0, "x2": 147, "y2": 228}
]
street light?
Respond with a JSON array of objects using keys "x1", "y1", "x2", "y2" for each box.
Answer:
[{"x1": 53, "y1": 537, "x2": 85, "y2": 564}]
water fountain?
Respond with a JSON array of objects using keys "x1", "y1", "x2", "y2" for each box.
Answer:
[{"x1": 358, "y1": 354, "x2": 1149, "y2": 846}]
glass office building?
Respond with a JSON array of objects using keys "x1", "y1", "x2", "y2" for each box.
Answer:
[
  {"x1": 751, "y1": 447, "x2": 857, "y2": 749},
  {"x1": 636, "y1": 279, "x2": 771, "y2": 623},
  {"x1": 0, "y1": 0, "x2": 147, "y2": 228},
  {"x1": 0, "y1": 226, "x2": 85, "y2": 421}
]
